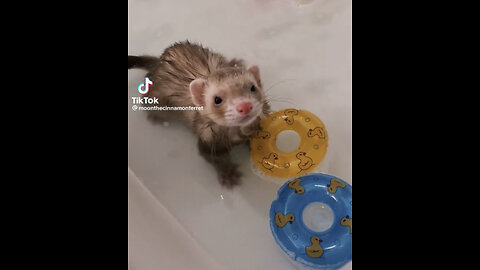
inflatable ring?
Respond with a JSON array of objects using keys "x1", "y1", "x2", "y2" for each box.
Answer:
[
  {"x1": 270, "y1": 173, "x2": 352, "y2": 269},
  {"x1": 250, "y1": 108, "x2": 328, "y2": 179}
]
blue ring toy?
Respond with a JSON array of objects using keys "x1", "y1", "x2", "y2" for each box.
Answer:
[{"x1": 269, "y1": 173, "x2": 352, "y2": 269}]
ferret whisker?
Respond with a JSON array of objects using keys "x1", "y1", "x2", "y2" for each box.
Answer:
[
  {"x1": 265, "y1": 96, "x2": 294, "y2": 103},
  {"x1": 265, "y1": 94, "x2": 294, "y2": 103},
  {"x1": 270, "y1": 101, "x2": 297, "y2": 107},
  {"x1": 263, "y1": 78, "x2": 297, "y2": 95},
  {"x1": 265, "y1": 96, "x2": 297, "y2": 107}
]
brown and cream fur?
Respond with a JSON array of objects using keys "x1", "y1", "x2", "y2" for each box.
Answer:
[{"x1": 128, "y1": 41, "x2": 270, "y2": 187}]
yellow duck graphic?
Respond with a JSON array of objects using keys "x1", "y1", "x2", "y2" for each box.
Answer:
[
  {"x1": 284, "y1": 109, "x2": 298, "y2": 125},
  {"x1": 305, "y1": 236, "x2": 323, "y2": 258},
  {"x1": 255, "y1": 130, "x2": 271, "y2": 139},
  {"x1": 261, "y1": 153, "x2": 278, "y2": 171},
  {"x1": 296, "y1": 152, "x2": 314, "y2": 174},
  {"x1": 287, "y1": 178, "x2": 305, "y2": 194},
  {"x1": 307, "y1": 127, "x2": 326, "y2": 139},
  {"x1": 274, "y1": 212, "x2": 295, "y2": 228},
  {"x1": 340, "y1": 215, "x2": 352, "y2": 234},
  {"x1": 327, "y1": 178, "x2": 346, "y2": 194}
]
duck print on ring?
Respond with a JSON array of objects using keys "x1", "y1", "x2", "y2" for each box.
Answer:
[
  {"x1": 305, "y1": 236, "x2": 324, "y2": 258},
  {"x1": 284, "y1": 109, "x2": 298, "y2": 125},
  {"x1": 287, "y1": 178, "x2": 305, "y2": 194},
  {"x1": 307, "y1": 127, "x2": 326, "y2": 139},
  {"x1": 260, "y1": 152, "x2": 278, "y2": 172},
  {"x1": 274, "y1": 212, "x2": 295, "y2": 228},
  {"x1": 340, "y1": 215, "x2": 352, "y2": 234},
  {"x1": 296, "y1": 152, "x2": 314, "y2": 174},
  {"x1": 255, "y1": 130, "x2": 271, "y2": 139}
]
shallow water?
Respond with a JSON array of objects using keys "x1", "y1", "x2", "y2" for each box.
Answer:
[{"x1": 128, "y1": 0, "x2": 351, "y2": 269}]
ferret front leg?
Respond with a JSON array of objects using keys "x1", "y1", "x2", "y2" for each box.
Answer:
[{"x1": 197, "y1": 139, "x2": 242, "y2": 188}]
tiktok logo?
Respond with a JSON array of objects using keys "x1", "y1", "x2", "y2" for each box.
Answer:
[{"x1": 138, "y1": 77, "x2": 153, "y2": 95}]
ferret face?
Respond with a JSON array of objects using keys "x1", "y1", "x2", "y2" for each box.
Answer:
[{"x1": 190, "y1": 66, "x2": 266, "y2": 127}]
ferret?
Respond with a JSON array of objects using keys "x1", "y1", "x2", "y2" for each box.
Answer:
[{"x1": 128, "y1": 41, "x2": 270, "y2": 188}]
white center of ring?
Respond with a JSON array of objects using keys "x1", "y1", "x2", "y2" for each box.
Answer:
[
  {"x1": 302, "y1": 202, "x2": 334, "y2": 232},
  {"x1": 275, "y1": 130, "x2": 301, "y2": 152}
]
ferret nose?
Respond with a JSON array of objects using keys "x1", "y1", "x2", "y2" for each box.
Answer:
[{"x1": 236, "y1": 102, "x2": 252, "y2": 115}]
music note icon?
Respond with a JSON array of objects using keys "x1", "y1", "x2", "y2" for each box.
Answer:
[{"x1": 138, "y1": 77, "x2": 153, "y2": 95}]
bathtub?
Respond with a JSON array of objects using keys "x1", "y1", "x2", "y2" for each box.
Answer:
[{"x1": 128, "y1": 0, "x2": 352, "y2": 269}]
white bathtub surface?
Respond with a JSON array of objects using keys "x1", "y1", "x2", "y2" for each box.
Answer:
[
  {"x1": 128, "y1": 0, "x2": 351, "y2": 269},
  {"x1": 128, "y1": 168, "x2": 226, "y2": 270}
]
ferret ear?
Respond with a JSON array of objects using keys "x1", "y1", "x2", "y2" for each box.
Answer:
[
  {"x1": 248, "y1": 65, "x2": 262, "y2": 87},
  {"x1": 189, "y1": 78, "x2": 207, "y2": 106}
]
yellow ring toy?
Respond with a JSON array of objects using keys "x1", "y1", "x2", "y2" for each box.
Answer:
[{"x1": 250, "y1": 108, "x2": 328, "y2": 179}]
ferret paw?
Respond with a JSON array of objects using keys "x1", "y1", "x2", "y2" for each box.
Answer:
[{"x1": 218, "y1": 163, "x2": 242, "y2": 188}]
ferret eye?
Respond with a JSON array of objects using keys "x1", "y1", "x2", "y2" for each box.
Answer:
[
  {"x1": 214, "y1": 96, "x2": 223, "y2": 104},
  {"x1": 250, "y1": 85, "x2": 256, "y2": 92}
]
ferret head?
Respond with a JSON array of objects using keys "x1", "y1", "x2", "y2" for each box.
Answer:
[{"x1": 189, "y1": 65, "x2": 266, "y2": 127}]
